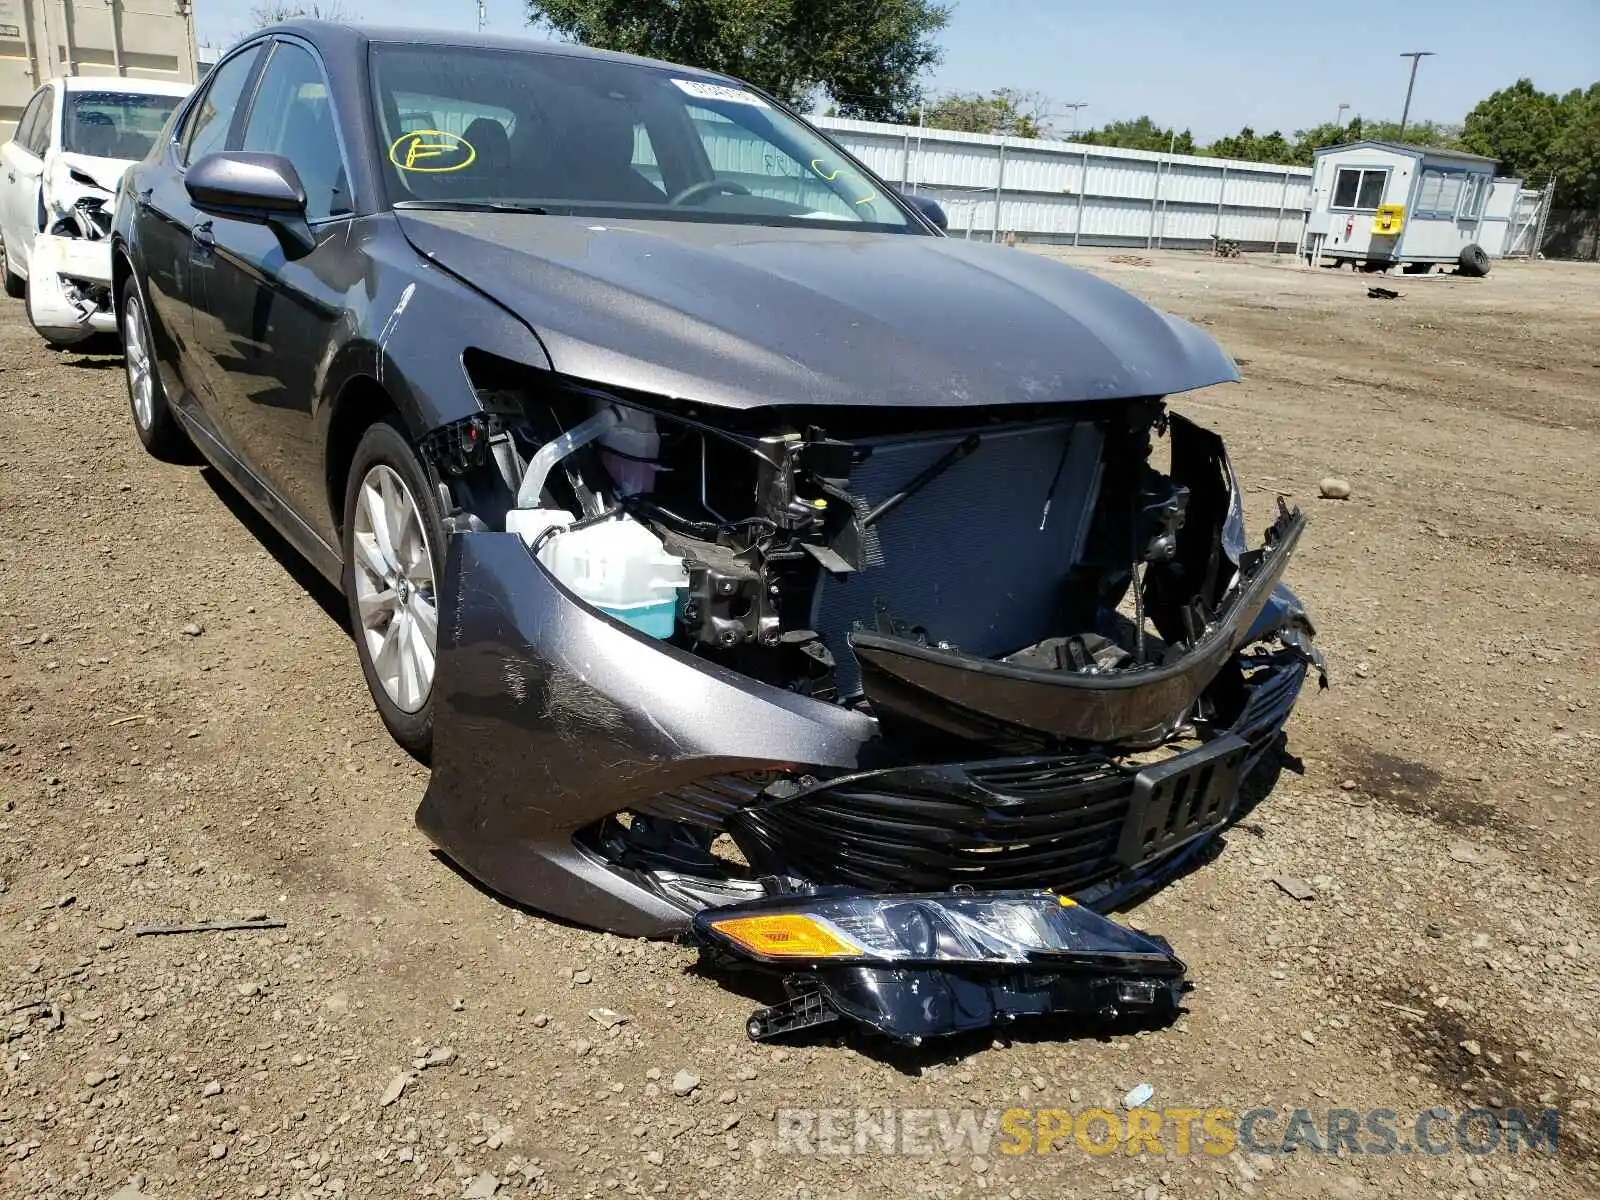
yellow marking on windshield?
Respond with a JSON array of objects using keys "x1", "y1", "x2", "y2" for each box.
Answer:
[
  {"x1": 389, "y1": 129, "x2": 476, "y2": 173},
  {"x1": 810, "y1": 159, "x2": 842, "y2": 181}
]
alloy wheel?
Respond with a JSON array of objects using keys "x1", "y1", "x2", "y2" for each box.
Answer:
[
  {"x1": 351, "y1": 463, "x2": 438, "y2": 713},
  {"x1": 123, "y1": 291, "x2": 154, "y2": 431}
]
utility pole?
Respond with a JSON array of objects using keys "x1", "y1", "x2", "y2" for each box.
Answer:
[
  {"x1": 1059, "y1": 102, "x2": 1087, "y2": 137},
  {"x1": 1335, "y1": 102, "x2": 1349, "y2": 129},
  {"x1": 1397, "y1": 52, "x2": 1434, "y2": 138},
  {"x1": 477, "y1": 0, "x2": 487, "y2": 31}
]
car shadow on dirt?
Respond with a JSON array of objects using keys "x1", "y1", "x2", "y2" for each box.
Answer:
[
  {"x1": 198, "y1": 466, "x2": 348, "y2": 632},
  {"x1": 57, "y1": 352, "x2": 122, "y2": 370}
]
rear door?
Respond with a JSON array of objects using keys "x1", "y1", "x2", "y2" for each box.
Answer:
[
  {"x1": 132, "y1": 43, "x2": 266, "y2": 437},
  {"x1": 190, "y1": 36, "x2": 358, "y2": 544}
]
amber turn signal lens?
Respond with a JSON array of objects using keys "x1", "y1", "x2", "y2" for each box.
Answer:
[{"x1": 709, "y1": 913, "x2": 863, "y2": 959}]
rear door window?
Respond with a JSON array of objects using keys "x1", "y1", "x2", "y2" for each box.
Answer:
[{"x1": 183, "y1": 46, "x2": 263, "y2": 166}]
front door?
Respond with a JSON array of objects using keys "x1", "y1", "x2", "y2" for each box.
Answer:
[
  {"x1": 190, "y1": 37, "x2": 358, "y2": 546},
  {"x1": 1, "y1": 86, "x2": 51, "y2": 272}
]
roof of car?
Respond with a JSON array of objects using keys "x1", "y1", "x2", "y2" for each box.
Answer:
[
  {"x1": 260, "y1": 20, "x2": 735, "y2": 81},
  {"x1": 53, "y1": 75, "x2": 195, "y2": 97}
]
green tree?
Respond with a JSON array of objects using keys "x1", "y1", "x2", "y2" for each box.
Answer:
[
  {"x1": 1206, "y1": 126, "x2": 1296, "y2": 164},
  {"x1": 1078, "y1": 116, "x2": 1194, "y2": 154},
  {"x1": 523, "y1": 0, "x2": 950, "y2": 120},
  {"x1": 922, "y1": 88, "x2": 1048, "y2": 137},
  {"x1": 1548, "y1": 82, "x2": 1600, "y2": 207},
  {"x1": 1360, "y1": 119, "x2": 1461, "y2": 149},
  {"x1": 1284, "y1": 118, "x2": 1363, "y2": 164},
  {"x1": 1460, "y1": 79, "x2": 1563, "y2": 176}
]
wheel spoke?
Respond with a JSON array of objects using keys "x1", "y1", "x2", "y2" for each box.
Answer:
[
  {"x1": 410, "y1": 595, "x2": 438, "y2": 647},
  {"x1": 405, "y1": 613, "x2": 435, "y2": 702},
  {"x1": 358, "y1": 481, "x2": 400, "y2": 576},
  {"x1": 352, "y1": 530, "x2": 391, "y2": 582},
  {"x1": 396, "y1": 611, "x2": 422, "y2": 709},
  {"x1": 373, "y1": 611, "x2": 403, "y2": 683},
  {"x1": 356, "y1": 585, "x2": 397, "y2": 627}
]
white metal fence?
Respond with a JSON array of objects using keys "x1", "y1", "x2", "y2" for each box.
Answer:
[{"x1": 812, "y1": 116, "x2": 1313, "y2": 252}]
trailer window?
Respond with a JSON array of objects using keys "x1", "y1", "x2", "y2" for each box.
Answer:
[
  {"x1": 1331, "y1": 166, "x2": 1386, "y2": 211},
  {"x1": 1457, "y1": 173, "x2": 1488, "y2": 220},
  {"x1": 1416, "y1": 168, "x2": 1468, "y2": 219}
]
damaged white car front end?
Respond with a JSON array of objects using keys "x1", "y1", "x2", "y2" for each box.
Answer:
[{"x1": 26, "y1": 153, "x2": 122, "y2": 345}]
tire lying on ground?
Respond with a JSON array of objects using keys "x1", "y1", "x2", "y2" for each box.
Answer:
[{"x1": 1457, "y1": 243, "x2": 1491, "y2": 278}]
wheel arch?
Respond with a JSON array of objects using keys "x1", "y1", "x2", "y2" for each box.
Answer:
[
  {"x1": 111, "y1": 240, "x2": 132, "y2": 315},
  {"x1": 324, "y1": 374, "x2": 404, "y2": 538}
]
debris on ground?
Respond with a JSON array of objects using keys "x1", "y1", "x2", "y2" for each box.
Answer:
[
  {"x1": 1123, "y1": 1083, "x2": 1156, "y2": 1109},
  {"x1": 1269, "y1": 874, "x2": 1317, "y2": 901},
  {"x1": 1366, "y1": 286, "x2": 1402, "y2": 299},
  {"x1": 133, "y1": 917, "x2": 287, "y2": 936},
  {"x1": 378, "y1": 1071, "x2": 412, "y2": 1106},
  {"x1": 671, "y1": 1069, "x2": 701, "y2": 1096}
]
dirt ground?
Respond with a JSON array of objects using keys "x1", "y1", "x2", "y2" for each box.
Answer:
[{"x1": 1, "y1": 249, "x2": 1596, "y2": 1200}]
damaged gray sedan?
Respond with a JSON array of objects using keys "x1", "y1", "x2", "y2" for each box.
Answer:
[{"x1": 114, "y1": 22, "x2": 1323, "y2": 1043}]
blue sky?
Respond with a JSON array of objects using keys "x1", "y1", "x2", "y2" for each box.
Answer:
[{"x1": 196, "y1": 0, "x2": 1599, "y2": 141}]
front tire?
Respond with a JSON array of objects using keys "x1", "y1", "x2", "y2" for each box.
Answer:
[
  {"x1": 341, "y1": 420, "x2": 446, "y2": 762},
  {"x1": 120, "y1": 276, "x2": 190, "y2": 460}
]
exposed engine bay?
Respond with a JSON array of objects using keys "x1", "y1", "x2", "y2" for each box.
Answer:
[
  {"x1": 26, "y1": 161, "x2": 118, "y2": 346},
  {"x1": 413, "y1": 361, "x2": 1324, "y2": 1042}
]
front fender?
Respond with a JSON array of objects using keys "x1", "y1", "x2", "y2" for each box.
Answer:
[{"x1": 316, "y1": 217, "x2": 552, "y2": 449}]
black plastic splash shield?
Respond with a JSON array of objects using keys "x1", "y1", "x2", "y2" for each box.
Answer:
[{"x1": 848, "y1": 504, "x2": 1305, "y2": 746}]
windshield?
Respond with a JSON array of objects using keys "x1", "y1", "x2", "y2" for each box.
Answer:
[
  {"x1": 64, "y1": 91, "x2": 182, "y2": 159},
  {"x1": 369, "y1": 44, "x2": 916, "y2": 232}
]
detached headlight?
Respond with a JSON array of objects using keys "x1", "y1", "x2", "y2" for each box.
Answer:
[{"x1": 699, "y1": 890, "x2": 1182, "y2": 972}]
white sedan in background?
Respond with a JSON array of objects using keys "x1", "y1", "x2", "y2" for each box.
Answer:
[{"x1": 1, "y1": 75, "x2": 192, "y2": 346}]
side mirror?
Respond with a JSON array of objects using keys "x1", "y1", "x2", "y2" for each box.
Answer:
[
  {"x1": 900, "y1": 191, "x2": 948, "y2": 232},
  {"x1": 186, "y1": 151, "x2": 315, "y2": 255}
]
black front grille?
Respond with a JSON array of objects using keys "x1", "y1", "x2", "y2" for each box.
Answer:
[
  {"x1": 732, "y1": 756, "x2": 1137, "y2": 894},
  {"x1": 728, "y1": 654, "x2": 1309, "y2": 895}
]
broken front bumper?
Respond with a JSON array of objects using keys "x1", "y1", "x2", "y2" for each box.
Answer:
[
  {"x1": 26, "y1": 234, "x2": 115, "y2": 345},
  {"x1": 417, "y1": 518, "x2": 1315, "y2": 940}
]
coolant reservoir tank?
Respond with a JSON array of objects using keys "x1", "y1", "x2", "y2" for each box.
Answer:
[
  {"x1": 599, "y1": 407, "x2": 659, "y2": 495},
  {"x1": 507, "y1": 512, "x2": 687, "y2": 639}
]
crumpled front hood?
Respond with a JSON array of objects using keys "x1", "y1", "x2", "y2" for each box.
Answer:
[
  {"x1": 397, "y1": 212, "x2": 1238, "y2": 410},
  {"x1": 49, "y1": 151, "x2": 130, "y2": 197}
]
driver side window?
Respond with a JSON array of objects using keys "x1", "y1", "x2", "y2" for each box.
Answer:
[
  {"x1": 242, "y1": 42, "x2": 351, "y2": 221},
  {"x1": 11, "y1": 91, "x2": 46, "y2": 154},
  {"x1": 17, "y1": 87, "x2": 53, "y2": 157}
]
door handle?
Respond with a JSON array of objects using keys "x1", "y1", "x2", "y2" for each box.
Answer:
[{"x1": 192, "y1": 221, "x2": 214, "y2": 249}]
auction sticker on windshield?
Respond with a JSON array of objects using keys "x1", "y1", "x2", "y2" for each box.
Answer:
[
  {"x1": 390, "y1": 130, "x2": 477, "y2": 172},
  {"x1": 671, "y1": 78, "x2": 768, "y2": 107}
]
